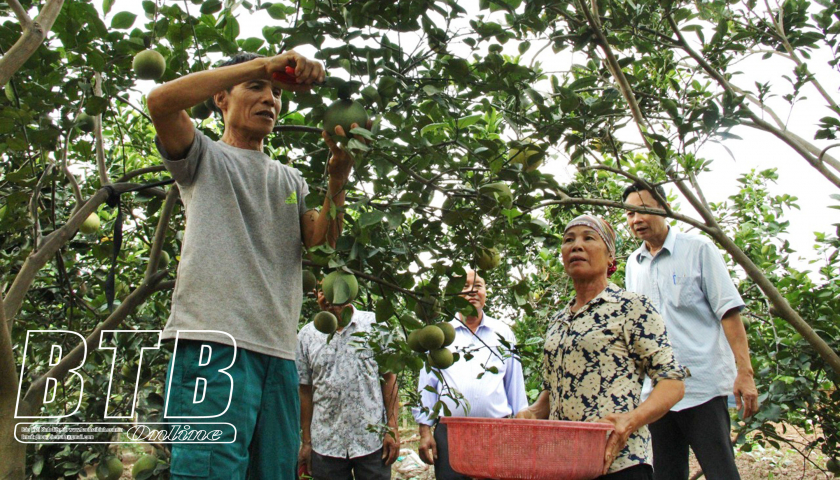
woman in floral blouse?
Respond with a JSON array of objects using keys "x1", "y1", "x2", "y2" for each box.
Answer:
[{"x1": 517, "y1": 215, "x2": 688, "y2": 480}]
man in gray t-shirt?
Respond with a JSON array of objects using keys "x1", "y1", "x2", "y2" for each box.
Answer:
[{"x1": 147, "y1": 51, "x2": 363, "y2": 479}]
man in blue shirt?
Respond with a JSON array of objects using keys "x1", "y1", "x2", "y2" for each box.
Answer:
[
  {"x1": 622, "y1": 182, "x2": 759, "y2": 480},
  {"x1": 412, "y1": 270, "x2": 527, "y2": 480}
]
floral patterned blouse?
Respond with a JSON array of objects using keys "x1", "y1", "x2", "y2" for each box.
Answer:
[{"x1": 542, "y1": 283, "x2": 688, "y2": 473}]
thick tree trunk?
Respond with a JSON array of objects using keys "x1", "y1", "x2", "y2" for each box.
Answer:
[
  {"x1": 0, "y1": 395, "x2": 28, "y2": 480},
  {"x1": 0, "y1": 0, "x2": 66, "y2": 86}
]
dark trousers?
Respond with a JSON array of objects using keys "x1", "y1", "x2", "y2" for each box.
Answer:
[
  {"x1": 433, "y1": 422, "x2": 474, "y2": 480},
  {"x1": 597, "y1": 464, "x2": 653, "y2": 480},
  {"x1": 310, "y1": 448, "x2": 390, "y2": 480},
  {"x1": 649, "y1": 396, "x2": 740, "y2": 480}
]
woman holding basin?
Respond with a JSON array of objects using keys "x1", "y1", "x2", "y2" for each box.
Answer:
[{"x1": 517, "y1": 215, "x2": 688, "y2": 479}]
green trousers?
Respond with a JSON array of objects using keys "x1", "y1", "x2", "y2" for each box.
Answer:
[{"x1": 166, "y1": 340, "x2": 300, "y2": 479}]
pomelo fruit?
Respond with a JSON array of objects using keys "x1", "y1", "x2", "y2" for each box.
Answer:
[
  {"x1": 476, "y1": 247, "x2": 500, "y2": 270},
  {"x1": 322, "y1": 270, "x2": 359, "y2": 305},
  {"x1": 407, "y1": 330, "x2": 426, "y2": 353},
  {"x1": 131, "y1": 454, "x2": 157, "y2": 478},
  {"x1": 5, "y1": 82, "x2": 15, "y2": 103},
  {"x1": 478, "y1": 182, "x2": 513, "y2": 210},
  {"x1": 191, "y1": 100, "x2": 212, "y2": 120},
  {"x1": 323, "y1": 99, "x2": 368, "y2": 140},
  {"x1": 313, "y1": 311, "x2": 338, "y2": 334},
  {"x1": 437, "y1": 322, "x2": 456, "y2": 347},
  {"x1": 156, "y1": 250, "x2": 170, "y2": 270},
  {"x1": 509, "y1": 139, "x2": 543, "y2": 172},
  {"x1": 80, "y1": 213, "x2": 101, "y2": 234},
  {"x1": 133, "y1": 50, "x2": 166, "y2": 80},
  {"x1": 428, "y1": 348, "x2": 454, "y2": 369},
  {"x1": 414, "y1": 296, "x2": 441, "y2": 321},
  {"x1": 96, "y1": 456, "x2": 123, "y2": 480},
  {"x1": 302, "y1": 270, "x2": 317, "y2": 294},
  {"x1": 76, "y1": 113, "x2": 95, "y2": 133},
  {"x1": 417, "y1": 325, "x2": 445, "y2": 351}
]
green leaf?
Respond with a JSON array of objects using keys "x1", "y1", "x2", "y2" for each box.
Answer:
[
  {"x1": 111, "y1": 12, "x2": 137, "y2": 29},
  {"x1": 266, "y1": 4, "x2": 287, "y2": 19},
  {"x1": 652, "y1": 142, "x2": 668, "y2": 161},
  {"x1": 200, "y1": 0, "x2": 223, "y2": 14},
  {"x1": 332, "y1": 277, "x2": 351, "y2": 305},
  {"x1": 349, "y1": 127, "x2": 374, "y2": 141},
  {"x1": 103, "y1": 0, "x2": 115, "y2": 15},
  {"x1": 358, "y1": 211, "x2": 386, "y2": 227},
  {"x1": 240, "y1": 37, "x2": 264, "y2": 52},
  {"x1": 85, "y1": 96, "x2": 109, "y2": 116},
  {"x1": 455, "y1": 114, "x2": 482, "y2": 129}
]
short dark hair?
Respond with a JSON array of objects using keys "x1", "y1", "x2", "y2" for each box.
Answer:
[
  {"x1": 621, "y1": 181, "x2": 668, "y2": 207},
  {"x1": 208, "y1": 53, "x2": 265, "y2": 112}
]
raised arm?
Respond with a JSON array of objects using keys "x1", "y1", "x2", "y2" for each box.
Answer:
[{"x1": 147, "y1": 51, "x2": 323, "y2": 160}]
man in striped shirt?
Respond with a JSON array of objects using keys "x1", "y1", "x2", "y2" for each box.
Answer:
[
  {"x1": 622, "y1": 182, "x2": 759, "y2": 480},
  {"x1": 412, "y1": 270, "x2": 528, "y2": 480}
]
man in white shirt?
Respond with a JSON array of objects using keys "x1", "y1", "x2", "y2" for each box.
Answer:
[
  {"x1": 296, "y1": 288, "x2": 401, "y2": 480},
  {"x1": 412, "y1": 270, "x2": 528, "y2": 480},
  {"x1": 622, "y1": 182, "x2": 759, "y2": 480}
]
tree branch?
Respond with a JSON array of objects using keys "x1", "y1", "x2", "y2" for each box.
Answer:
[
  {"x1": 0, "y1": 0, "x2": 66, "y2": 86},
  {"x1": 666, "y1": 13, "x2": 840, "y2": 190},
  {"x1": 145, "y1": 185, "x2": 179, "y2": 282},
  {"x1": 4, "y1": 183, "x2": 155, "y2": 326},
  {"x1": 28, "y1": 161, "x2": 54, "y2": 251},
  {"x1": 21, "y1": 270, "x2": 170, "y2": 412},
  {"x1": 115, "y1": 95, "x2": 152, "y2": 123},
  {"x1": 577, "y1": 0, "x2": 653, "y2": 148},
  {"x1": 7, "y1": 0, "x2": 32, "y2": 27},
  {"x1": 60, "y1": 112, "x2": 84, "y2": 211},
  {"x1": 115, "y1": 165, "x2": 167, "y2": 183},
  {"x1": 93, "y1": 72, "x2": 109, "y2": 186},
  {"x1": 762, "y1": 0, "x2": 839, "y2": 111}
]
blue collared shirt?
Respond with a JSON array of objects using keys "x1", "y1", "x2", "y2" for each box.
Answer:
[
  {"x1": 412, "y1": 314, "x2": 528, "y2": 425},
  {"x1": 625, "y1": 227, "x2": 745, "y2": 411}
]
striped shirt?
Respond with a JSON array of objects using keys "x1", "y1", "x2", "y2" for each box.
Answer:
[
  {"x1": 412, "y1": 314, "x2": 528, "y2": 426},
  {"x1": 625, "y1": 227, "x2": 745, "y2": 411}
]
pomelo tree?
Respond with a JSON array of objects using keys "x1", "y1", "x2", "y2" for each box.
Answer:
[{"x1": 1, "y1": 0, "x2": 839, "y2": 477}]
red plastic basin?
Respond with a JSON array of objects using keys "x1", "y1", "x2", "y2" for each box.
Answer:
[{"x1": 441, "y1": 417, "x2": 613, "y2": 480}]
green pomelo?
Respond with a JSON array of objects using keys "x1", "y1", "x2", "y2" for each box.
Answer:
[
  {"x1": 414, "y1": 296, "x2": 441, "y2": 321},
  {"x1": 417, "y1": 325, "x2": 445, "y2": 351},
  {"x1": 133, "y1": 50, "x2": 166, "y2": 80},
  {"x1": 80, "y1": 213, "x2": 101, "y2": 234},
  {"x1": 77, "y1": 113, "x2": 95, "y2": 133},
  {"x1": 5, "y1": 82, "x2": 15, "y2": 103},
  {"x1": 313, "y1": 311, "x2": 338, "y2": 334},
  {"x1": 437, "y1": 322, "x2": 456, "y2": 347},
  {"x1": 302, "y1": 270, "x2": 317, "y2": 293},
  {"x1": 428, "y1": 348, "x2": 454, "y2": 369},
  {"x1": 509, "y1": 139, "x2": 543, "y2": 172},
  {"x1": 407, "y1": 330, "x2": 426, "y2": 353},
  {"x1": 191, "y1": 101, "x2": 212, "y2": 120},
  {"x1": 322, "y1": 270, "x2": 359, "y2": 305},
  {"x1": 96, "y1": 456, "x2": 123, "y2": 480},
  {"x1": 476, "y1": 247, "x2": 500, "y2": 270},
  {"x1": 338, "y1": 309, "x2": 352, "y2": 328},
  {"x1": 323, "y1": 99, "x2": 368, "y2": 139},
  {"x1": 157, "y1": 250, "x2": 170, "y2": 270},
  {"x1": 131, "y1": 454, "x2": 157, "y2": 478},
  {"x1": 478, "y1": 182, "x2": 513, "y2": 209}
]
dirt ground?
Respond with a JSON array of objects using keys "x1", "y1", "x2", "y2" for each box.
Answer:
[
  {"x1": 391, "y1": 423, "x2": 835, "y2": 480},
  {"x1": 88, "y1": 423, "x2": 834, "y2": 479}
]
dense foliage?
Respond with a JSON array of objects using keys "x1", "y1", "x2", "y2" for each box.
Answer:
[{"x1": 2, "y1": 0, "x2": 840, "y2": 476}]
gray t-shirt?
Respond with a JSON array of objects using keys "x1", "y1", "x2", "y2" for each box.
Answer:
[{"x1": 156, "y1": 128, "x2": 309, "y2": 359}]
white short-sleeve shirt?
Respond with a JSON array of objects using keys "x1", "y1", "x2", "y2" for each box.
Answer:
[{"x1": 625, "y1": 227, "x2": 745, "y2": 411}]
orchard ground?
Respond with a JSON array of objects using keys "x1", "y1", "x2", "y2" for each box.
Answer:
[{"x1": 86, "y1": 420, "x2": 833, "y2": 479}]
